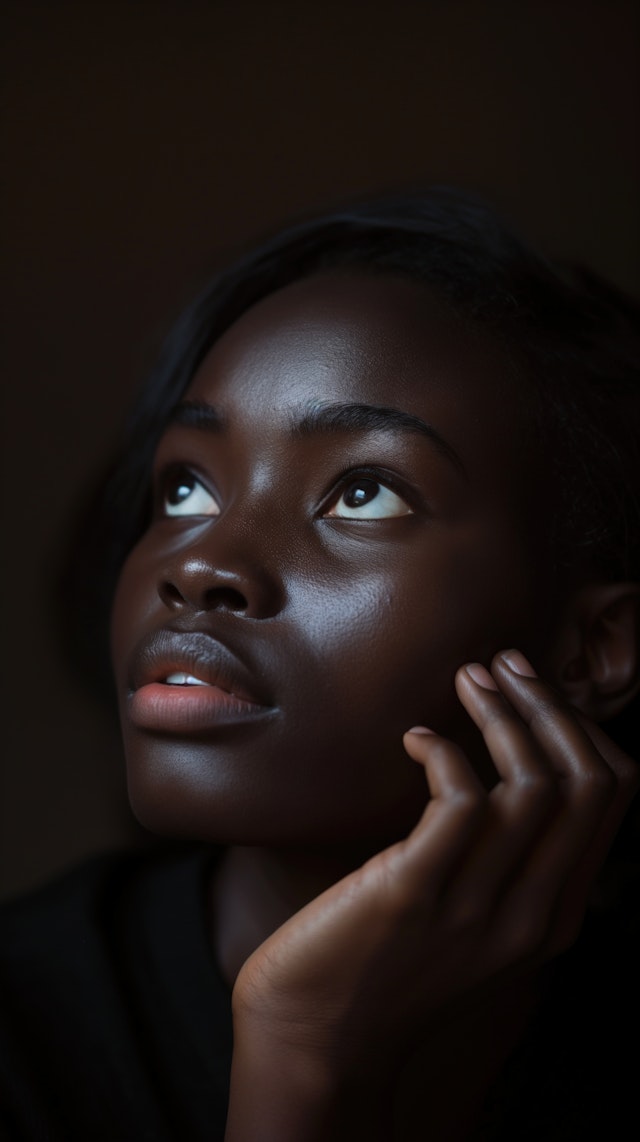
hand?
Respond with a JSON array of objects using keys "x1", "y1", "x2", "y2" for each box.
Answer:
[{"x1": 226, "y1": 651, "x2": 638, "y2": 1138}]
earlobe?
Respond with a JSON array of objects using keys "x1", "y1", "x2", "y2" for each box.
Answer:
[{"x1": 551, "y1": 583, "x2": 640, "y2": 721}]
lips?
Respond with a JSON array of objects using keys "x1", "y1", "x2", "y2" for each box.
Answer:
[{"x1": 126, "y1": 628, "x2": 275, "y2": 732}]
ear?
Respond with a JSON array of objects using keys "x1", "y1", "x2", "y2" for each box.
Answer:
[{"x1": 546, "y1": 582, "x2": 640, "y2": 721}]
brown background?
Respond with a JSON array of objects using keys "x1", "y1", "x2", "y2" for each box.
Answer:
[{"x1": 2, "y1": 0, "x2": 639, "y2": 899}]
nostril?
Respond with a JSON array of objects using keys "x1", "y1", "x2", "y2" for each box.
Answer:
[
  {"x1": 159, "y1": 580, "x2": 187, "y2": 608},
  {"x1": 158, "y1": 577, "x2": 250, "y2": 613},
  {"x1": 204, "y1": 586, "x2": 248, "y2": 613}
]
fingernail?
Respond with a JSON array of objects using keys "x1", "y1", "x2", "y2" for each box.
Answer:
[
  {"x1": 406, "y1": 725, "x2": 435, "y2": 735},
  {"x1": 501, "y1": 650, "x2": 537, "y2": 678},
  {"x1": 464, "y1": 663, "x2": 498, "y2": 690}
]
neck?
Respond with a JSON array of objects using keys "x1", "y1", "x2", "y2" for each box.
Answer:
[{"x1": 209, "y1": 842, "x2": 375, "y2": 987}]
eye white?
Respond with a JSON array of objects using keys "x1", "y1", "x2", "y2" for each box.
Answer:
[
  {"x1": 163, "y1": 472, "x2": 219, "y2": 517},
  {"x1": 327, "y1": 479, "x2": 412, "y2": 520}
]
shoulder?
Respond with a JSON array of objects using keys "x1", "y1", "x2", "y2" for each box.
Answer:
[
  {"x1": 0, "y1": 846, "x2": 208, "y2": 994},
  {"x1": 1, "y1": 851, "x2": 136, "y2": 977},
  {"x1": 0, "y1": 846, "x2": 232, "y2": 1142}
]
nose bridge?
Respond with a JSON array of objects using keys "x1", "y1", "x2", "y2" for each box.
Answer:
[{"x1": 160, "y1": 479, "x2": 287, "y2": 619}]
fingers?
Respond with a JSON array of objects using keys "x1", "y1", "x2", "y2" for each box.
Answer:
[
  {"x1": 569, "y1": 711, "x2": 640, "y2": 853},
  {"x1": 458, "y1": 650, "x2": 637, "y2": 958},
  {"x1": 490, "y1": 651, "x2": 619, "y2": 781},
  {"x1": 457, "y1": 653, "x2": 629, "y2": 861},
  {"x1": 441, "y1": 663, "x2": 562, "y2": 907},
  {"x1": 400, "y1": 650, "x2": 638, "y2": 968},
  {"x1": 488, "y1": 653, "x2": 636, "y2": 867},
  {"x1": 399, "y1": 728, "x2": 488, "y2": 894}
]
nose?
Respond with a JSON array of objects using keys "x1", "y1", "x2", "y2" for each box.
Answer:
[{"x1": 157, "y1": 525, "x2": 286, "y2": 620}]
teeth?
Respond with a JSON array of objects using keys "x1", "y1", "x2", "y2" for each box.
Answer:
[{"x1": 165, "y1": 672, "x2": 209, "y2": 686}]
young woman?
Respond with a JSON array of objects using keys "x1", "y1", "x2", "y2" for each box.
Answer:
[{"x1": 2, "y1": 188, "x2": 639, "y2": 1140}]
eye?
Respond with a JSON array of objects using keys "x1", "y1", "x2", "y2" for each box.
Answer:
[
  {"x1": 160, "y1": 466, "x2": 220, "y2": 518},
  {"x1": 325, "y1": 477, "x2": 412, "y2": 520}
]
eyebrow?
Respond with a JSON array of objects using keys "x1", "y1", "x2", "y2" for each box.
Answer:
[
  {"x1": 294, "y1": 400, "x2": 466, "y2": 476},
  {"x1": 169, "y1": 400, "x2": 225, "y2": 432},
  {"x1": 168, "y1": 398, "x2": 467, "y2": 479}
]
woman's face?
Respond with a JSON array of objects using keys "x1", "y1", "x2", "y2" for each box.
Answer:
[{"x1": 111, "y1": 271, "x2": 556, "y2": 845}]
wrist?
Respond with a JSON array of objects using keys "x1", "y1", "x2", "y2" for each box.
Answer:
[{"x1": 224, "y1": 1014, "x2": 393, "y2": 1142}]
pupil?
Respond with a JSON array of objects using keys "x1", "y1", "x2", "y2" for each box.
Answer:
[
  {"x1": 344, "y1": 480, "x2": 378, "y2": 508},
  {"x1": 168, "y1": 473, "x2": 194, "y2": 504}
]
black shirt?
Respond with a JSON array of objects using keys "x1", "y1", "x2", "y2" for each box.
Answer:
[
  {"x1": 1, "y1": 844, "x2": 638, "y2": 1141},
  {"x1": 0, "y1": 848, "x2": 232, "y2": 1141}
]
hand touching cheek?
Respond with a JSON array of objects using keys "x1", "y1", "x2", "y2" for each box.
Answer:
[{"x1": 225, "y1": 651, "x2": 638, "y2": 1141}]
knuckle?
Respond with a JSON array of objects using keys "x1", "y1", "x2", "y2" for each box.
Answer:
[
  {"x1": 516, "y1": 772, "x2": 557, "y2": 805},
  {"x1": 381, "y1": 875, "x2": 417, "y2": 918},
  {"x1": 376, "y1": 850, "x2": 433, "y2": 916},
  {"x1": 382, "y1": 869, "x2": 436, "y2": 921},
  {"x1": 447, "y1": 787, "x2": 486, "y2": 821},
  {"x1": 575, "y1": 765, "x2": 617, "y2": 803}
]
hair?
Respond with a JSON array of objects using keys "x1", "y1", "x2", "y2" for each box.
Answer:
[{"x1": 57, "y1": 187, "x2": 640, "y2": 717}]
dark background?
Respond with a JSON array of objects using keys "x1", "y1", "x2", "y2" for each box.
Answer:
[{"x1": 2, "y1": 0, "x2": 639, "y2": 899}]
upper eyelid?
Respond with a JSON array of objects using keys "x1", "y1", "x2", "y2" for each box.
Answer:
[
  {"x1": 327, "y1": 474, "x2": 404, "y2": 503},
  {"x1": 320, "y1": 466, "x2": 426, "y2": 514},
  {"x1": 155, "y1": 460, "x2": 215, "y2": 490},
  {"x1": 326, "y1": 482, "x2": 413, "y2": 520},
  {"x1": 154, "y1": 463, "x2": 219, "y2": 512},
  {"x1": 153, "y1": 459, "x2": 426, "y2": 514}
]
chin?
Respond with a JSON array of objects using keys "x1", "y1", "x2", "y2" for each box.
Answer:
[
  {"x1": 122, "y1": 720, "x2": 429, "y2": 848},
  {"x1": 126, "y1": 772, "x2": 425, "y2": 854}
]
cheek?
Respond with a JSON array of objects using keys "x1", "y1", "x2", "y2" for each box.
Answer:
[
  {"x1": 291, "y1": 528, "x2": 537, "y2": 739},
  {"x1": 286, "y1": 565, "x2": 467, "y2": 734},
  {"x1": 109, "y1": 518, "x2": 540, "y2": 845},
  {"x1": 110, "y1": 548, "x2": 158, "y2": 679}
]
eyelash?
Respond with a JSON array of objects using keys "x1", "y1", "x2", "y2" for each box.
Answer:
[
  {"x1": 153, "y1": 463, "x2": 423, "y2": 520},
  {"x1": 321, "y1": 466, "x2": 422, "y2": 516},
  {"x1": 154, "y1": 464, "x2": 220, "y2": 518}
]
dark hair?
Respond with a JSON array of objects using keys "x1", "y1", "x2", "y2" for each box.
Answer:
[{"x1": 58, "y1": 187, "x2": 640, "y2": 703}]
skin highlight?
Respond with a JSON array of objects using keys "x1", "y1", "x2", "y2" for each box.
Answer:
[
  {"x1": 112, "y1": 273, "x2": 555, "y2": 841},
  {"x1": 108, "y1": 270, "x2": 639, "y2": 1141}
]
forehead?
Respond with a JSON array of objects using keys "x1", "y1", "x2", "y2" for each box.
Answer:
[
  {"x1": 192, "y1": 271, "x2": 519, "y2": 403},
  {"x1": 185, "y1": 271, "x2": 533, "y2": 493}
]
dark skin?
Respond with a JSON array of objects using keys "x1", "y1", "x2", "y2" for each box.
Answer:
[{"x1": 111, "y1": 272, "x2": 640, "y2": 1140}]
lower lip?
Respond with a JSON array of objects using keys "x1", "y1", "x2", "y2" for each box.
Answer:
[{"x1": 129, "y1": 682, "x2": 273, "y2": 732}]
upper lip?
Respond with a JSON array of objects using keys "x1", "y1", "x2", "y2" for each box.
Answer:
[{"x1": 129, "y1": 628, "x2": 273, "y2": 706}]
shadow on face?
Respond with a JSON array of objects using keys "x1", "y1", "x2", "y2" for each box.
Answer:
[{"x1": 110, "y1": 271, "x2": 561, "y2": 848}]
